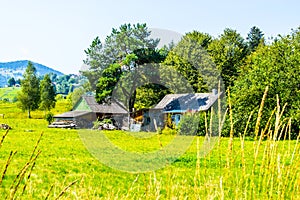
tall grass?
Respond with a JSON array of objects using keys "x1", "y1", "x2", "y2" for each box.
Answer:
[
  {"x1": 0, "y1": 91, "x2": 299, "y2": 199},
  {"x1": 118, "y1": 88, "x2": 299, "y2": 199},
  {"x1": 0, "y1": 130, "x2": 79, "y2": 199}
]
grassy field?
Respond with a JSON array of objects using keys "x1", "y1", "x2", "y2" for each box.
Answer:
[
  {"x1": 0, "y1": 101, "x2": 299, "y2": 199},
  {"x1": 0, "y1": 87, "x2": 20, "y2": 102}
]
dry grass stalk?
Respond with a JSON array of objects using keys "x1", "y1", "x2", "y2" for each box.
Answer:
[
  {"x1": 0, "y1": 151, "x2": 17, "y2": 185},
  {"x1": 226, "y1": 89, "x2": 234, "y2": 169},
  {"x1": 54, "y1": 179, "x2": 79, "y2": 200},
  {"x1": 254, "y1": 86, "x2": 269, "y2": 141},
  {"x1": 8, "y1": 150, "x2": 41, "y2": 199},
  {"x1": 0, "y1": 130, "x2": 9, "y2": 149}
]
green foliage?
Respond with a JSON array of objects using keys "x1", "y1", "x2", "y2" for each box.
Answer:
[
  {"x1": 2, "y1": 98, "x2": 9, "y2": 102},
  {"x1": 163, "y1": 31, "x2": 214, "y2": 93},
  {"x1": 105, "y1": 23, "x2": 159, "y2": 62},
  {"x1": 208, "y1": 28, "x2": 248, "y2": 89},
  {"x1": 183, "y1": 31, "x2": 213, "y2": 49},
  {"x1": 7, "y1": 77, "x2": 16, "y2": 87},
  {"x1": 177, "y1": 112, "x2": 207, "y2": 136},
  {"x1": 133, "y1": 49, "x2": 169, "y2": 109},
  {"x1": 163, "y1": 51, "x2": 206, "y2": 92},
  {"x1": 165, "y1": 113, "x2": 175, "y2": 129},
  {"x1": 40, "y1": 74, "x2": 56, "y2": 111},
  {"x1": 135, "y1": 84, "x2": 169, "y2": 110},
  {"x1": 93, "y1": 118, "x2": 113, "y2": 129},
  {"x1": 161, "y1": 127, "x2": 177, "y2": 135},
  {"x1": 50, "y1": 74, "x2": 88, "y2": 95},
  {"x1": 246, "y1": 26, "x2": 265, "y2": 53},
  {"x1": 0, "y1": 99, "x2": 299, "y2": 199},
  {"x1": 82, "y1": 23, "x2": 160, "y2": 90},
  {"x1": 177, "y1": 112, "x2": 199, "y2": 135},
  {"x1": 67, "y1": 87, "x2": 86, "y2": 107},
  {"x1": 0, "y1": 88, "x2": 20, "y2": 103},
  {"x1": 161, "y1": 30, "x2": 224, "y2": 95},
  {"x1": 96, "y1": 63, "x2": 123, "y2": 103},
  {"x1": 44, "y1": 112, "x2": 54, "y2": 124},
  {"x1": 91, "y1": 24, "x2": 166, "y2": 112},
  {"x1": 17, "y1": 61, "x2": 40, "y2": 118},
  {"x1": 231, "y1": 28, "x2": 300, "y2": 137},
  {"x1": 82, "y1": 36, "x2": 106, "y2": 90}
]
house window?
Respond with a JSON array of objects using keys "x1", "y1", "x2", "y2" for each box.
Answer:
[{"x1": 171, "y1": 114, "x2": 182, "y2": 126}]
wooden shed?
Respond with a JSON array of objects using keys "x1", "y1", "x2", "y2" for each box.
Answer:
[
  {"x1": 51, "y1": 94, "x2": 128, "y2": 129},
  {"x1": 51, "y1": 111, "x2": 96, "y2": 128}
]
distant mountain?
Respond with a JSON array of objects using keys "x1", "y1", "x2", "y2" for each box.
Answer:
[{"x1": 0, "y1": 60, "x2": 64, "y2": 87}]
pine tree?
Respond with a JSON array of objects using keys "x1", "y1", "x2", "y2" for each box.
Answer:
[
  {"x1": 8, "y1": 77, "x2": 16, "y2": 87},
  {"x1": 40, "y1": 74, "x2": 56, "y2": 112},
  {"x1": 17, "y1": 61, "x2": 40, "y2": 118},
  {"x1": 246, "y1": 26, "x2": 264, "y2": 53}
]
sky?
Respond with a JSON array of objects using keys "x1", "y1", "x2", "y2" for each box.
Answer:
[{"x1": 0, "y1": 0, "x2": 299, "y2": 74}]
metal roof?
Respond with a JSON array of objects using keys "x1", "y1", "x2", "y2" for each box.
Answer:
[
  {"x1": 54, "y1": 111, "x2": 92, "y2": 118},
  {"x1": 154, "y1": 92, "x2": 221, "y2": 112},
  {"x1": 78, "y1": 95, "x2": 128, "y2": 114}
]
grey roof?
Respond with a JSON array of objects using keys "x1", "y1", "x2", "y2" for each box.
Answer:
[
  {"x1": 54, "y1": 111, "x2": 92, "y2": 118},
  {"x1": 81, "y1": 95, "x2": 128, "y2": 114},
  {"x1": 153, "y1": 92, "x2": 220, "y2": 112}
]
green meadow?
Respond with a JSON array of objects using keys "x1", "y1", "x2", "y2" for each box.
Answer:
[
  {"x1": 0, "y1": 101, "x2": 299, "y2": 199},
  {"x1": 0, "y1": 87, "x2": 20, "y2": 102}
]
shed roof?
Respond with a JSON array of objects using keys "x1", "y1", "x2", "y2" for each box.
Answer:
[
  {"x1": 54, "y1": 111, "x2": 92, "y2": 118},
  {"x1": 153, "y1": 92, "x2": 220, "y2": 112},
  {"x1": 75, "y1": 95, "x2": 128, "y2": 114}
]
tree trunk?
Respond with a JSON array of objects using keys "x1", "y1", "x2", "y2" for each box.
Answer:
[{"x1": 28, "y1": 109, "x2": 31, "y2": 118}]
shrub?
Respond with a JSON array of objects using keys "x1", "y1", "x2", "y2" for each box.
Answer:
[
  {"x1": 44, "y1": 112, "x2": 54, "y2": 125},
  {"x1": 178, "y1": 112, "x2": 200, "y2": 136}
]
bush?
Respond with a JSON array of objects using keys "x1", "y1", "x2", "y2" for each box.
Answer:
[
  {"x1": 178, "y1": 112, "x2": 202, "y2": 136},
  {"x1": 161, "y1": 127, "x2": 176, "y2": 135},
  {"x1": 93, "y1": 118, "x2": 113, "y2": 129},
  {"x1": 12, "y1": 96, "x2": 18, "y2": 103},
  {"x1": 2, "y1": 98, "x2": 9, "y2": 103},
  {"x1": 44, "y1": 112, "x2": 54, "y2": 125}
]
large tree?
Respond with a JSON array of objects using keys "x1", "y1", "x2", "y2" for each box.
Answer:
[
  {"x1": 82, "y1": 23, "x2": 159, "y2": 91},
  {"x1": 40, "y1": 74, "x2": 56, "y2": 112},
  {"x1": 231, "y1": 27, "x2": 300, "y2": 138},
  {"x1": 208, "y1": 28, "x2": 248, "y2": 90},
  {"x1": 83, "y1": 23, "x2": 163, "y2": 113},
  {"x1": 96, "y1": 49, "x2": 168, "y2": 112},
  {"x1": 7, "y1": 77, "x2": 16, "y2": 87},
  {"x1": 163, "y1": 31, "x2": 220, "y2": 93},
  {"x1": 81, "y1": 37, "x2": 107, "y2": 90},
  {"x1": 17, "y1": 61, "x2": 40, "y2": 118}
]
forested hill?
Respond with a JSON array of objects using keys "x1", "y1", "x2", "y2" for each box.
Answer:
[{"x1": 0, "y1": 60, "x2": 64, "y2": 87}]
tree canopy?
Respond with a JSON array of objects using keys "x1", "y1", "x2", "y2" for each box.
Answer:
[
  {"x1": 163, "y1": 31, "x2": 215, "y2": 93},
  {"x1": 7, "y1": 77, "x2": 16, "y2": 87},
  {"x1": 246, "y1": 26, "x2": 265, "y2": 53},
  {"x1": 17, "y1": 61, "x2": 40, "y2": 118},
  {"x1": 82, "y1": 23, "x2": 159, "y2": 91},
  {"x1": 40, "y1": 74, "x2": 56, "y2": 111},
  {"x1": 208, "y1": 28, "x2": 248, "y2": 89},
  {"x1": 81, "y1": 23, "x2": 299, "y2": 138},
  {"x1": 231, "y1": 28, "x2": 300, "y2": 137},
  {"x1": 83, "y1": 23, "x2": 166, "y2": 112}
]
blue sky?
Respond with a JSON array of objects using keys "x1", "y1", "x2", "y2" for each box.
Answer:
[{"x1": 0, "y1": 0, "x2": 299, "y2": 74}]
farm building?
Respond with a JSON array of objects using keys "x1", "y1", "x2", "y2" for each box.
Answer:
[
  {"x1": 50, "y1": 94, "x2": 128, "y2": 129},
  {"x1": 142, "y1": 90, "x2": 221, "y2": 131},
  {"x1": 50, "y1": 91, "x2": 221, "y2": 130}
]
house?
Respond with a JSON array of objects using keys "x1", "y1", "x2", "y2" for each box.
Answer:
[
  {"x1": 143, "y1": 90, "x2": 221, "y2": 131},
  {"x1": 50, "y1": 90, "x2": 221, "y2": 130},
  {"x1": 51, "y1": 94, "x2": 128, "y2": 129}
]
